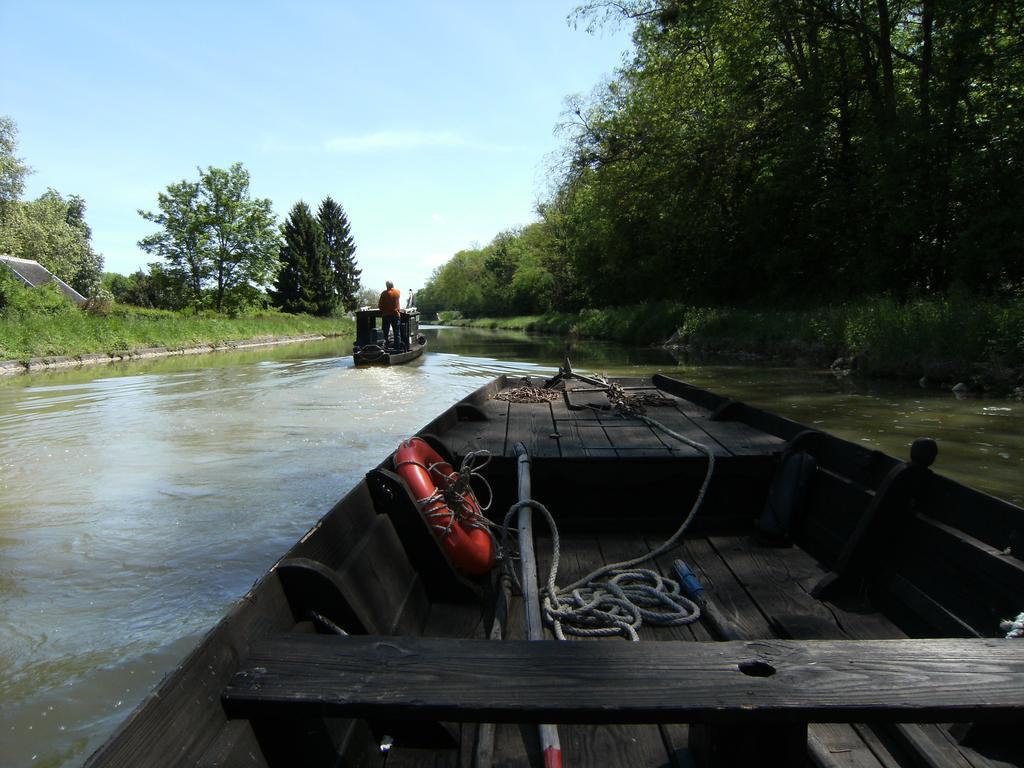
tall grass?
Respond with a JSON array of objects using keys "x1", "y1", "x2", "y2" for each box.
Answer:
[{"x1": 0, "y1": 278, "x2": 352, "y2": 361}]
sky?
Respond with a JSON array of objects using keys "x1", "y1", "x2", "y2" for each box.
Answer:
[{"x1": 1, "y1": 1, "x2": 631, "y2": 293}]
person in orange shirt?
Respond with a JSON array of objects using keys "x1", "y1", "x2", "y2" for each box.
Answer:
[{"x1": 378, "y1": 280, "x2": 404, "y2": 350}]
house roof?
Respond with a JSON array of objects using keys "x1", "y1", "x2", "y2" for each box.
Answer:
[{"x1": 0, "y1": 255, "x2": 86, "y2": 304}]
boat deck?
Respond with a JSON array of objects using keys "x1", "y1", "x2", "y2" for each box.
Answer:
[
  {"x1": 365, "y1": 529, "x2": 1009, "y2": 768},
  {"x1": 86, "y1": 372, "x2": 1024, "y2": 768},
  {"x1": 439, "y1": 376, "x2": 786, "y2": 460}
]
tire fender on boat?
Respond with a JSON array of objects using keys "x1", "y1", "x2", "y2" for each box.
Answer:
[{"x1": 394, "y1": 437, "x2": 495, "y2": 576}]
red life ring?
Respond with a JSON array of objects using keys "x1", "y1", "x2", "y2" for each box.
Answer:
[{"x1": 393, "y1": 437, "x2": 495, "y2": 576}]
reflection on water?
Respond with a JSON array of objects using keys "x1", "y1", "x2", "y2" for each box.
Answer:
[{"x1": 1, "y1": 327, "x2": 1021, "y2": 767}]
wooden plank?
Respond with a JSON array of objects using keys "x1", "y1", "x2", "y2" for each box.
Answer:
[
  {"x1": 194, "y1": 720, "x2": 269, "y2": 768},
  {"x1": 919, "y1": 473, "x2": 1024, "y2": 553},
  {"x1": 222, "y1": 635, "x2": 1024, "y2": 724},
  {"x1": 438, "y1": 399, "x2": 509, "y2": 458},
  {"x1": 634, "y1": 404, "x2": 733, "y2": 456},
  {"x1": 331, "y1": 514, "x2": 427, "y2": 636},
  {"x1": 709, "y1": 536, "x2": 849, "y2": 640},
  {"x1": 713, "y1": 539, "x2": 991, "y2": 768},
  {"x1": 504, "y1": 402, "x2": 558, "y2": 459},
  {"x1": 797, "y1": 469, "x2": 872, "y2": 567},
  {"x1": 575, "y1": 423, "x2": 617, "y2": 455},
  {"x1": 892, "y1": 514, "x2": 1024, "y2": 636},
  {"x1": 550, "y1": 390, "x2": 598, "y2": 421},
  {"x1": 665, "y1": 398, "x2": 785, "y2": 457},
  {"x1": 677, "y1": 538, "x2": 893, "y2": 768},
  {"x1": 524, "y1": 528, "x2": 675, "y2": 768},
  {"x1": 807, "y1": 723, "x2": 894, "y2": 768},
  {"x1": 289, "y1": 482, "x2": 379, "y2": 570},
  {"x1": 602, "y1": 423, "x2": 678, "y2": 457}
]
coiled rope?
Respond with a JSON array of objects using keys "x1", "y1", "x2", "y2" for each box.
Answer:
[{"x1": 499, "y1": 402, "x2": 716, "y2": 641}]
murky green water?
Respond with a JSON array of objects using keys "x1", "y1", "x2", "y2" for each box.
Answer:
[{"x1": 1, "y1": 327, "x2": 1021, "y2": 767}]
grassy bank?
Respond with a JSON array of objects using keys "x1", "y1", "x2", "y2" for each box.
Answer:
[
  {"x1": 436, "y1": 295, "x2": 1024, "y2": 389},
  {"x1": 0, "y1": 301, "x2": 352, "y2": 361}
]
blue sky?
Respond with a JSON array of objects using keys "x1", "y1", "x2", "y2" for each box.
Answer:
[{"x1": 2, "y1": 1, "x2": 630, "y2": 293}]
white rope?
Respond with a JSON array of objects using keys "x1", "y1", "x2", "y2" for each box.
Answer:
[
  {"x1": 397, "y1": 447, "x2": 495, "y2": 538},
  {"x1": 1001, "y1": 612, "x2": 1024, "y2": 638},
  {"x1": 499, "y1": 413, "x2": 715, "y2": 641}
]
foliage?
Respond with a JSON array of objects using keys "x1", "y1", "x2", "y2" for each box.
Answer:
[
  {"x1": 105, "y1": 263, "x2": 187, "y2": 310},
  {"x1": 270, "y1": 201, "x2": 331, "y2": 315},
  {"x1": 0, "y1": 189, "x2": 103, "y2": 295},
  {"x1": 0, "y1": 115, "x2": 30, "y2": 223},
  {"x1": 416, "y1": 223, "x2": 558, "y2": 317},
  {"x1": 421, "y1": 1, "x2": 1024, "y2": 323},
  {"x1": 317, "y1": 197, "x2": 361, "y2": 312},
  {"x1": 354, "y1": 284, "x2": 380, "y2": 310},
  {"x1": 138, "y1": 163, "x2": 279, "y2": 312},
  {"x1": 539, "y1": 0, "x2": 1024, "y2": 307},
  {"x1": 0, "y1": 268, "x2": 76, "y2": 316}
]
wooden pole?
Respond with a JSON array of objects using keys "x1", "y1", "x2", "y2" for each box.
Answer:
[
  {"x1": 472, "y1": 572, "x2": 511, "y2": 768},
  {"x1": 515, "y1": 442, "x2": 563, "y2": 768}
]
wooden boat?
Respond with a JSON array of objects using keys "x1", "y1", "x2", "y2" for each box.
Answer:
[
  {"x1": 84, "y1": 367, "x2": 1024, "y2": 768},
  {"x1": 352, "y1": 307, "x2": 426, "y2": 365}
]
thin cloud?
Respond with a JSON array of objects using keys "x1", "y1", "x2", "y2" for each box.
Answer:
[
  {"x1": 324, "y1": 130, "x2": 467, "y2": 152},
  {"x1": 430, "y1": 213, "x2": 447, "y2": 224}
]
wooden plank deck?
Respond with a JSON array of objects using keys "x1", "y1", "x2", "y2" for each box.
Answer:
[
  {"x1": 223, "y1": 634, "x2": 1024, "y2": 723},
  {"x1": 439, "y1": 377, "x2": 786, "y2": 461},
  {"x1": 222, "y1": 528, "x2": 1020, "y2": 767}
]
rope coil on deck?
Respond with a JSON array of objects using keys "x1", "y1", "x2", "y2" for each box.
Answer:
[{"x1": 498, "y1": 386, "x2": 717, "y2": 641}]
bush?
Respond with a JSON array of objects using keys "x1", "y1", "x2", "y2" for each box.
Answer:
[{"x1": 0, "y1": 270, "x2": 76, "y2": 316}]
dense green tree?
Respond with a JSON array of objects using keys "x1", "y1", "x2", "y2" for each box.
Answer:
[
  {"x1": 0, "y1": 116, "x2": 30, "y2": 224},
  {"x1": 138, "y1": 163, "x2": 278, "y2": 312},
  {"x1": 317, "y1": 197, "x2": 360, "y2": 312},
  {"x1": 138, "y1": 179, "x2": 207, "y2": 306},
  {"x1": 270, "y1": 201, "x2": 331, "y2": 315},
  {"x1": 2, "y1": 189, "x2": 103, "y2": 295},
  {"x1": 105, "y1": 263, "x2": 183, "y2": 309}
]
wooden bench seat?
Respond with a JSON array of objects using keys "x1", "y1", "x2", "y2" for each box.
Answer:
[{"x1": 222, "y1": 635, "x2": 1024, "y2": 725}]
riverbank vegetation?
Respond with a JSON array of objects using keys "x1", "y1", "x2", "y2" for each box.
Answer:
[
  {"x1": 418, "y1": 1, "x2": 1024, "y2": 384},
  {"x1": 439, "y1": 294, "x2": 1024, "y2": 388},
  {"x1": 0, "y1": 272, "x2": 351, "y2": 361}
]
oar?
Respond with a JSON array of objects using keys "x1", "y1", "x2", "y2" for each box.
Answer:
[{"x1": 515, "y1": 442, "x2": 563, "y2": 768}]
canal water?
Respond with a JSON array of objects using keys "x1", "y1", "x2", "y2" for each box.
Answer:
[{"x1": 1, "y1": 326, "x2": 1021, "y2": 767}]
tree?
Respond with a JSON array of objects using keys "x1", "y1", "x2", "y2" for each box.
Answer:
[
  {"x1": 269, "y1": 202, "x2": 330, "y2": 315},
  {"x1": 138, "y1": 163, "x2": 279, "y2": 312},
  {"x1": 202, "y1": 164, "x2": 279, "y2": 312},
  {"x1": 3, "y1": 189, "x2": 103, "y2": 294},
  {"x1": 317, "y1": 196, "x2": 360, "y2": 312},
  {"x1": 138, "y1": 180, "x2": 209, "y2": 307},
  {"x1": 0, "y1": 115, "x2": 30, "y2": 224}
]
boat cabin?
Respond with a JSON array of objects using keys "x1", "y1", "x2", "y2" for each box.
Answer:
[
  {"x1": 352, "y1": 307, "x2": 425, "y2": 365},
  {"x1": 354, "y1": 307, "x2": 420, "y2": 349}
]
